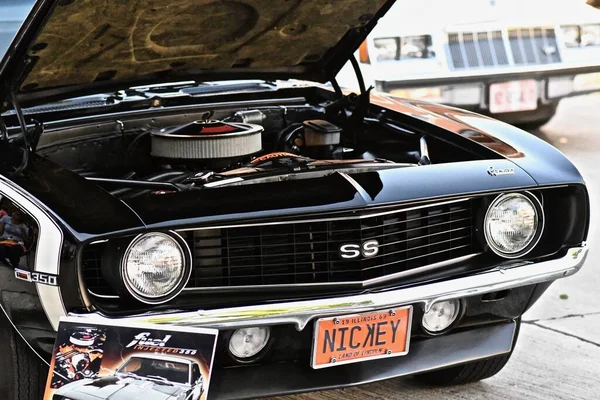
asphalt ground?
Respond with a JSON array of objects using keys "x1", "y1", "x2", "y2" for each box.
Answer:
[{"x1": 274, "y1": 94, "x2": 600, "y2": 400}]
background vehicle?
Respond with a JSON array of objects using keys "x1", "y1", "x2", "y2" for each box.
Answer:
[
  {"x1": 0, "y1": 1, "x2": 33, "y2": 56},
  {"x1": 338, "y1": 0, "x2": 600, "y2": 127}
]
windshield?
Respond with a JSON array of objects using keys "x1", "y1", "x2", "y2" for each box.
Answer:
[
  {"x1": 0, "y1": 0, "x2": 34, "y2": 56},
  {"x1": 117, "y1": 357, "x2": 190, "y2": 385}
]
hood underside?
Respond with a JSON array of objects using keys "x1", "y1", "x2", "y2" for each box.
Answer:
[{"x1": 1, "y1": 0, "x2": 393, "y2": 104}]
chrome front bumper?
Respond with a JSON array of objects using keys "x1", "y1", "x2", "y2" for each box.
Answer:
[
  {"x1": 210, "y1": 321, "x2": 517, "y2": 400},
  {"x1": 71, "y1": 245, "x2": 588, "y2": 330}
]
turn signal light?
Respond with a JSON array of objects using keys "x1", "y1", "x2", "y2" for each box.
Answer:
[{"x1": 422, "y1": 300, "x2": 460, "y2": 334}]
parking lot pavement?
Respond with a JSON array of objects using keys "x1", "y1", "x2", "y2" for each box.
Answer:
[
  {"x1": 273, "y1": 94, "x2": 600, "y2": 400},
  {"x1": 523, "y1": 93, "x2": 600, "y2": 351}
]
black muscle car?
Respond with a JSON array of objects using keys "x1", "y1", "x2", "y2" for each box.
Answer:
[
  {"x1": 53, "y1": 354, "x2": 204, "y2": 400},
  {"x1": 0, "y1": 1, "x2": 590, "y2": 400}
]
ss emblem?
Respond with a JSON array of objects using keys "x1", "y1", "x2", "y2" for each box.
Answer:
[{"x1": 339, "y1": 240, "x2": 380, "y2": 259}]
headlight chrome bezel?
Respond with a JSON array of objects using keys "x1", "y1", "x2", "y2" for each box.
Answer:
[
  {"x1": 580, "y1": 24, "x2": 600, "y2": 47},
  {"x1": 121, "y1": 231, "x2": 192, "y2": 304},
  {"x1": 562, "y1": 24, "x2": 600, "y2": 48},
  {"x1": 561, "y1": 25, "x2": 582, "y2": 48},
  {"x1": 372, "y1": 35, "x2": 435, "y2": 62},
  {"x1": 373, "y1": 37, "x2": 400, "y2": 61},
  {"x1": 400, "y1": 35, "x2": 435, "y2": 59},
  {"x1": 483, "y1": 192, "x2": 545, "y2": 259}
]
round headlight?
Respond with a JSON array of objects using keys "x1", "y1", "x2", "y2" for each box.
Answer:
[
  {"x1": 122, "y1": 232, "x2": 190, "y2": 304},
  {"x1": 484, "y1": 193, "x2": 542, "y2": 258}
]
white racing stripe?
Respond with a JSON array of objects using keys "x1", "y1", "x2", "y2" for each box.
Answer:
[{"x1": 0, "y1": 175, "x2": 65, "y2": 331}]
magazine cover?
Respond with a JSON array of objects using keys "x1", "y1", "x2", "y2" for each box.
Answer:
[{"x1": 43, "y1": 317, "x2": 218, "y2": 400}]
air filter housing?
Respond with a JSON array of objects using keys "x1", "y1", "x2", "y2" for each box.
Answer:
[{"x1": 151, "y1": 120, "x2": 263, "y2": 163}]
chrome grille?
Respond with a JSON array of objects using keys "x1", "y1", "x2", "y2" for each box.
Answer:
[
  {"x1": 81, "y1": 244, "x2": 111, "y2": 296},
  {"x1": 508, "y1": 27, "x2": 561, "y2": 65},
  {"x1": 185, "y1": 199, "x2": 477, "y2": 288},
  {"x1": 448, "y1": 30, "x2": 509, "y2": 69},
  {"x1": 447, "y1": 27, "x2": 560, "y2": 70}
]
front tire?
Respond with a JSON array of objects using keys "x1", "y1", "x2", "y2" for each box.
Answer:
[
  {"x1": 415, "y1": 353, "x2": 513, "y2": 386},
  {"x1": 0, "y1": 309, "x2": 48, "y2": 399},
  {"x1": 414, "y1": 320, "x2": 520, "y2": 386}
]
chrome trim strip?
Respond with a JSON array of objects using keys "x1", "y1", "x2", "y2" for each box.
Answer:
[
  {"x1": 71, "y1": 245, "x2": 587, "y2": 331},
  {"x1": 92, "y1": 253, "x2": 481, "y2": 298},
  {"x1": 175, "y1": 198, "x2": 472, "y2": 232},
  {"x1": 178, "y1": 253, "x2": 481, "y2": 293},
  {"x1": 0, "y1": 175, "x2": 65, "y2": 330},
  {"x1": 379, "y1": 61, "x2": 600, "y2": 83},
  {"x1": 167, "y1": 186, "x2": 573, "y2": 242},
  {"x1": 337, "y1": 172, "x2": 371, "y2": 203},
  {"x1": 362, "y1": 252, "x2": 480, "y2": 286},
  {"x1": 87, "y1": 290, "x2": 120, "y2": 299},
  {"x1": 89, "y1": 239, "x2": 109, "y2": 245},
  {"x1": 419, "y1": 136, "x2": 430, "y2": 164},
  {"x1": 204, "y1": 177, "x2": 244, "y2": 188}
]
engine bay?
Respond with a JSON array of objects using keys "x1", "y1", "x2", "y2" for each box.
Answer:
[
  {"x1": 142, "y1": 113, "x2": 413, "y2": 190},
  {"x1": 34, "y1": 99, "x2": 478, "y2": 200}
]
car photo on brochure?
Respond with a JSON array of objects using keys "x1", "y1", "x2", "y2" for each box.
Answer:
[
  {"x1": 53, "y1": 354, "x2": 204, "y2": 400},
  {"x1": 0, "y1": 1, "x2": 595, "y2": 400},
  {"x1": 44, "y1": 318, "x2": 217, "y2": 400}
]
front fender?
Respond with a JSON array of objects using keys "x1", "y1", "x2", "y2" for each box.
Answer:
[
  {"x1": 371, "y1": 94, "x2": 586, "y2": 186},
  {"x1": 0, "y1": 174, "x2": 65, "y2": 361}
]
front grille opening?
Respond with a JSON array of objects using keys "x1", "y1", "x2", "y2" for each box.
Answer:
[
  {"x1": 186, "y1": 199, "x2": 478, "y2": 288},
  {"x1": 508, "y1": 27, "x2": 561, "y2": 65},
  {"x1": 448, "y1": 27, "x2": 559, "y2": 70},
  {"x1": 448, "y1": 30, "x2": 509, "y2": 69},
  {"x1": 80, "y1": 199, "x2": 480, "y2": 297},
  {"x1": 80, "y1": 242, "x2": 116, "y2": 297}
]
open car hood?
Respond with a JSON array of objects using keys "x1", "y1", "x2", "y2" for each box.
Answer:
[{"x1": 0, "y1": 0, "x2": 395, "y2": 106}]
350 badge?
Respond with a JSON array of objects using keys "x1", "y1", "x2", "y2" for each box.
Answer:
[{"x1": 15, "y1": 269, "x2": 58, "y2": 286}]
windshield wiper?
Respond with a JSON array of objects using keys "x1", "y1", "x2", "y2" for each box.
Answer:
[
  {"x1": 2, "y1": 81, "x2": 277, "y2": 118},
  {"x1": 121, "y1": 80, "x2": 275, "y2": 97},
  {"x1": 146, "y1": 375, "x2": 174, "y2": 385},
  {"x1": 119, "y1": 371, "x2": 139, "y2": 378},
  {"x1": 1, "y1": 94, "x2": 118, "y2": 117},
  {"x1": 179, "y1": 81, "x2": 276, "y2": 96}
]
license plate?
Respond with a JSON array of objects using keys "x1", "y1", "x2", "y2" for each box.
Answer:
[
  {"x1": 489, "y1": 80, "x2": 538, "y2": 113},
  {"x1": 311, "y1": 306, "x2": 412, "y2": 369}
]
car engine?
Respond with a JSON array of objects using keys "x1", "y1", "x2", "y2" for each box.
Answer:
[
  {"x1": 140, "y1": 115, "x2": 401, "y2": 190},
  {"x1": 36, "y1": 102, "x2": 474, "y2": 200}
]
